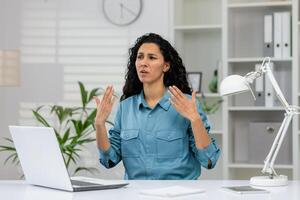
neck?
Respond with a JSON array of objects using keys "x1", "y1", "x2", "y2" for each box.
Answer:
[{"x1": 143, "y1": 82, "x2": 166, "y2": 108}]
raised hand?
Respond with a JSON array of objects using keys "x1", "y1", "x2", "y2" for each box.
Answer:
[
  {"x1": 93, "y1": 85, "x2": 115, "y2": 126},
  {"x1": 168, "y1": 86, "x2": 200, "y2": 122}
]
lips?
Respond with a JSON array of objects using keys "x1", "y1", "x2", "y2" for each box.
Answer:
[{"x1": 140, "y1": 70, "x2": 148, "y2": 74}]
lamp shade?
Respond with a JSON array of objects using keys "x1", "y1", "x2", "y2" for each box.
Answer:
[{"x1": 220, "y1": 75, "x2": 250, "y2": 96}]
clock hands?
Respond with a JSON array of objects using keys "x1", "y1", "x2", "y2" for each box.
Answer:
[
  {"x1": 103, "y1": 0, "x2": 142, "y2": 25},
  {"x1": 120, "y1": 3, "x2": 124, "y2": 18},
  {"x1": 120, "y1": 2, "x2": 137, "y2": 17}
]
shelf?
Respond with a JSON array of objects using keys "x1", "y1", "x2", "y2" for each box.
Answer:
[
  {"x1": 174, "y1": 25, "x2": 222, "y2": 32},
  {"x1": 228, "y1": 163, "x2": 293, "y2": 169},
  {"x1": 197, "y1": 93, "x2": 221, "y2": 98},
  {"x1": 228, "y1": 107, "x2": 285, "y2": 111},
  {"x1": 210, "y1": 130, "x2": 223, "y2": 135},
  {"x1": 228, "y1": 57, "x2": 293, "y2": 63},
  {"x1": 228, "y1": 1, "x2": 292, "y2": 8}
]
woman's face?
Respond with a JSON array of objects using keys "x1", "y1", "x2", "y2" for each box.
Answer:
[{"x1": 135, "y1": 43, "x2": 169, "y2": 85}]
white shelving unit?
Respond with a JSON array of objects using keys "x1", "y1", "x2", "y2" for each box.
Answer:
[
  {"x1": 171, "y1": 0, "x2": 300, "y2": 180},
  {"x1": 171, "y1": 0, "x2": 224, "y2": 180},
  {"x1": 225, "y1": 0, "x2": 298, "y2": 180}
]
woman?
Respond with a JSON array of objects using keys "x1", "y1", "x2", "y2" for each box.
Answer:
[{"x1": 94, "y1": 33, "x2": 220, "y2": 180}]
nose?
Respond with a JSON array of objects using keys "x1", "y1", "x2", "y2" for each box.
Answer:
[{"x1": 137, "y1": 57, "x2": 148, "y2": 68}]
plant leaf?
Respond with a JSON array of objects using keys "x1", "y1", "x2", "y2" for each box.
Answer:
[
  {"x1": 77, "y1": 138, "x2": 95, "y2": 145},
  {"x1": 4, "y1": 153, "x2": 18, "y2": 165},
  {"x1": 62, "y1": 128, "x2": 71, "y2": 144},
  {"x1": 87, "y1": 88, "x2": 100, "y2": 103},
  {"x1": 0, "y1": 145, "x2": 16, "y2": 151},
  {"x1": 74, "y1": 167, "x2": 98, "y2": 175},
  {"x1": 79, "y1": 81, "x2": 88, "y2": 108},
  {"x1": 32, "y1": 110, "x2": 51, "y2": 127}
]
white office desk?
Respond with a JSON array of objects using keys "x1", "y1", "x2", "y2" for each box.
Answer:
[{"x1": 0, "y1": 180, "x2": 299, "y2": 200}]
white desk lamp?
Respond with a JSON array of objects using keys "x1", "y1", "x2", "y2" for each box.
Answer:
[{"x1": 220, "y1": 57, "x2": 299, "y2": 186}]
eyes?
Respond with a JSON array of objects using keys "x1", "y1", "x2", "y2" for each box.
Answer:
[{"x1": 137, "y1": 54, "x2": 157, "y2": 60}]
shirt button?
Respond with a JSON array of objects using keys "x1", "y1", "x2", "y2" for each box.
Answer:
[{"x1": 149, "y1": 115, "x2": 152, "y2": 118}]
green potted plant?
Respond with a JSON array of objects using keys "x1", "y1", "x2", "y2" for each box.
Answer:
[
  {"x1": 0, "y1": 82, "x2": 113, "y2": 175},
  {"x1": 197, "y1": 93, "x2": 223, "y2": 115}
]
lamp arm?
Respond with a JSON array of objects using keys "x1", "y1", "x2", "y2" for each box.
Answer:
[
  {"x1": 258, "y1": 58, "x2": 294, "y2": 177},
  {"x1": 244, "y1": 57, "x2": 290, "y2": 109},
  {"x1": 262, "y1": 113, "x2": 293, "y2": 177},
  {"x1": 264, "y1": 65, "x2": 290, "y2": 109}
]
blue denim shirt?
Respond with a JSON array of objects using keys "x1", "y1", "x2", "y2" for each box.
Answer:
[{"x1": 99, "y1": 90, "x2": 220, "y2": 180}]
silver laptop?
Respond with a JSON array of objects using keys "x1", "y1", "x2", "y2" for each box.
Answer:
[{"x1": 9, "y1": 126, "x2": 128, "y2": 192}]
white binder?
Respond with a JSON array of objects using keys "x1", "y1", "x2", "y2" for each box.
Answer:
[
  {"x1": 273, "y1": 12, "x2": 282, "y2": 58},
  {"x1": 264, "y1": 15, "x2": 273, "y2": 57},
  {"x1": 282, "y1": 12, "x2": 291, "y2": 58},
  {"x1": 254, "y1": 63, "x2": 265, "y2": 106},
  {"x1": 265, "y1": 62, "x2": 274, "y2": 107}
]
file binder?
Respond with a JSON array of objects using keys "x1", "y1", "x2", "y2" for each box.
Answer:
[
  {"x1": 282, "y1": 12, "x2": 291, "y2": 58},
  {"x1": 264, "y1": 15, "x2": 273, "y2": 57},
  {"x1": 254, "y1": 63, "x2": 265, "y2": 106},
  {"x1": 265, "y1": 62, "x2": 274, "y2": 107},
  {"x1": 274, "y1": 12, "x2": 282, "y2": 58}
]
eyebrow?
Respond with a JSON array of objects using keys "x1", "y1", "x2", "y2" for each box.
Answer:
[{"x1": 137, "y1": 52, "x2": 158, "y2": 57}]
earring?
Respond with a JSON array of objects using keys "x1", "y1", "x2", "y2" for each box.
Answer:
[{"x1": 164, "y1": 66, "x2": 170, "y2": 72}]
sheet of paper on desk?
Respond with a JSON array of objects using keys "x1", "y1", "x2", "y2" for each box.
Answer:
[{"x1": 139, "y1": 186, "x2": 205, "y2": 197}]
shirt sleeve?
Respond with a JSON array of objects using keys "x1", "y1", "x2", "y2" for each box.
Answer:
[
  {"x1": 188, "y1": 98, "x2": 221, "y2": 169},
  {"x1": 99, "y1": 104, "x2": 122, "y2": 169}
]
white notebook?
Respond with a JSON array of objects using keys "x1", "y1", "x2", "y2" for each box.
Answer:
[{"x1": 139, "y1": 185, "x2": 205, "y2": 197}]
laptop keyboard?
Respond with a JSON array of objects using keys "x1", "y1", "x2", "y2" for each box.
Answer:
[{"x1": 71, "y1": 180, "x2": 103, "y2": 187}]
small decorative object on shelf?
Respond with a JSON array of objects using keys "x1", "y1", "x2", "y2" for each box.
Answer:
[
  {"x1": 187, "y1": 72, "x2": 202, "y2": 93},
  {"x1": 198, "y1": 93, "x2": 223, "y2": 115},
  {"x1": 209, "y1": 69, "x2": 218, "y2": 93}
]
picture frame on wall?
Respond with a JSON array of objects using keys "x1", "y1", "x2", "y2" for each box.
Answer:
[{"x1": 187, "y1": 72, "x2": 202, "y2": 93}]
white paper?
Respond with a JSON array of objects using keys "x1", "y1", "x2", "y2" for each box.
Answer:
[{"x1": 139, "y1": 186, "x2": 205, "y2": 197}]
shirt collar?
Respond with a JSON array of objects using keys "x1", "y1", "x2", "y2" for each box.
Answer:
[
  {"x1": 137, "y1": 90, "x2": 149, "y2": 109},
  {"x1": 158, "y1": 90, "x2": 171, "y2": 111},
  {"x1": 137, "y1": 89, "x2": 171, "y2": 111}
]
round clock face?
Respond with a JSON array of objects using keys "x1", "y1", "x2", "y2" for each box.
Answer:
[{"x1": 102, "y1": 0, "x2": 143, "y2": 26}]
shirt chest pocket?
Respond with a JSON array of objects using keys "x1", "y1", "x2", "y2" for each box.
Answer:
[
  {"x1": 156, "y1": 130, "x2": 184, "y2": 158},
  {"x1": 120, "y1": 129, "x2": 140, "y2": 157}
]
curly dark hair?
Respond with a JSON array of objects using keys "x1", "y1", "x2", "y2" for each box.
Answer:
[{"x1": 121, "y1": 33, "x2": 192, "y2": 101}]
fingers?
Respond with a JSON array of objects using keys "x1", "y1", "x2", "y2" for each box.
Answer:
[
  {"x1": 168, "y1": 85, "x2": 186, "y2": 107},
  {"x1": 102, "y1": 85, "x2": 115, "y2": 104},
  {"x1": 110, "y1": 94, "x2": 116, "y2": 105},
  {"x1": 169, "y1": 96, "x2": 181, "y2": 111},
  {"x1": 192, "y1": 91, "x2": 196, "y2": 102},
  {"x1": 169, "y1": 86, "x2": 184, "y2": 99},
  {"x1": 94, "y1": 85, "x2": 115, "y2": 107},
  {"x1": 102, "y1": 86, "x2": 112, "y2": 102},
  {"x1": 93, "y1": 96, "x2": 101, "y2": 106}
]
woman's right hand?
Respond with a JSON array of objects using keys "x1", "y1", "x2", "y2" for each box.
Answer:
[{"x1": 93, "y1": 85, "x2": 115, "y2": 126}]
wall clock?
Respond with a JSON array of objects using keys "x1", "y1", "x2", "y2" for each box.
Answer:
[{"x1": 102, "y1": 0, "x2": 143, "y2": 26}]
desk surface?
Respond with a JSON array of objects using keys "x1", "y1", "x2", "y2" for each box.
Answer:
[{"x1": 1, "y1": 180, "x2": 299, "y2": 200}]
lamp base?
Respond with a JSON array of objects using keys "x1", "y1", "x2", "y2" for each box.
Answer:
[{"x1": 250, "y1": 175, "x2": 288, "y2": 187}]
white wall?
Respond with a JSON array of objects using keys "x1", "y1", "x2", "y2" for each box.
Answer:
[{"x1": 0, "y1": 0, "x2": 170, "y2": 179}]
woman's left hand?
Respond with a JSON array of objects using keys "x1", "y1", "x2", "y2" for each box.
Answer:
[{"x1": 168, "y1": 86, "x2": 200, "y2": 122}]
